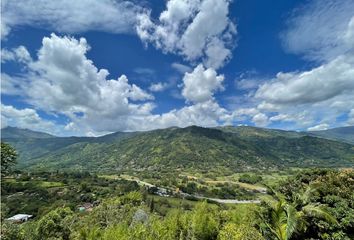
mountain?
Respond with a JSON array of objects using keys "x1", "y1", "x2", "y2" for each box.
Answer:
[
  {"x1": 1, "y1": 126, "x2": 354, "y2": 172},
  {"x1": 1, "y1": 126, "x2": 55, "y2": 139},
  {"x1": 308, "y1": 126, "x2": 354, "y2": 144}
]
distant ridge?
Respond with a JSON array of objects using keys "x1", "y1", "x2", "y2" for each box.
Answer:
[
  {"x1": 1, "y1": 126, "x2": 55, "y2": 139},
  {"x1": 308, "y1": 126, "x2": 354, "y2": 144}
]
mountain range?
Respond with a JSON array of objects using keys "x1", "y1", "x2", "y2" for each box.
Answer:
[{"x1": 1, "y1": 125, "x2": 353, "y2": 172}]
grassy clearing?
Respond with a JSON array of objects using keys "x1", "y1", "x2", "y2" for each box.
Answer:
[
  {"x1": 37, "y1": 181, "x2": 65, "y2": 188},
  {"x1": 3, "y1": 179, "x2": 65, "y2": 188}
]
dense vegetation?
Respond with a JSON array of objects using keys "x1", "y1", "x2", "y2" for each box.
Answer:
[
  {"x1": 1, "y1": 172, "x2": 140, "y2": 219},
  {"x1": 1, "y1": 169, "x2": 353, "y2": 240},
  {"x1": 2, "y1": 126, "x2": 354, "y2": 172},
  {"x1": 1, "y1": 142, "x2": 18, "y2": 177},
  {"x1": 238, "y1": 174, "x2": 262, "y2": 184}
]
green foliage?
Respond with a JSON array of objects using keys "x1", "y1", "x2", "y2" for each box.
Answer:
[
  {"x1": 217, "y1": 223, "x2": 264, "y2": 240},
  {"x1": 259, "y1": 169, "x2": 353, "y2": 240},
  {"x1": 239, "y1": 174, "x2": 262, "y2": 184},
  {"x1": 191, "y1": 202, "x2": 220, "y2": 240},
  {"x1": 1, "y1": 142, "x2": 18, "y2": 176},
  {"x1": 1, "y1": 222, "x2": 25, "y2": 240},
  {"x1": 258, "y1": 189, "x2": 337, "y2": 240},
  {"x1": 36, "y1": 207, "x2": 74, "y2": 240},
  {"x1": 278, "y1": 169, "x2": 354, "y2": 240}
]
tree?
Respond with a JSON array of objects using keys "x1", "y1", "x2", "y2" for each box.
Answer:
[
  {"x1": 191, "y1": 202, "x2": 219, "y2": 240},
  {"x1": 1, "y1": 142, "x2": 18, "y2": 177},
  {"x1": 1, "y1": 222, "x2": 24, "y2": 240},
  {"x1": 218, "y1": 223, "x2": 264, "y2": 240},
  {"x1": 36, "y1": 207, "x2": 74, "y2": 240},
  {"x1": 259, "y1": 189, "x2": 337, "y2": 240}
]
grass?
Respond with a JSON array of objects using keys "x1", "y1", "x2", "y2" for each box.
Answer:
[
  {"x1": 3, "y1": 179, "x2": 65, "y2": 188},
  {"x1": 37, "y1": 181, "x2": 65, "y2": 188}
]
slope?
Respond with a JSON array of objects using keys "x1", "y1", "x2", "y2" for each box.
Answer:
[{"x1": 4, "y1": 126, "x2": 353, "y2": 172}]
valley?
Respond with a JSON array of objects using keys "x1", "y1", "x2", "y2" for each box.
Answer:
[{"x1": 1, "y1": 126, "x2": 354, "y2": 239}]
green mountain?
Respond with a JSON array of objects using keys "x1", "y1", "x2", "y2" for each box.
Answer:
[
  {"x1": 1, "y1": 126, "x2": 55, "y2": 139},
  {"x1": 308, "y1": 126, "x2": 354, "y2": 144},
  {"x1": 1, "y1": 126, "x2": 354, "y2": 172}
]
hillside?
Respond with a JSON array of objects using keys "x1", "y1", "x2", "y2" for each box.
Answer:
[
  {"x1": 308, "y1": 126, "x2": 354, "y2": 144},
  {"x1": 1, "y1": 126, "x2": 55, "y2": 139},
  {"x1": 1, "y1": 126, "x2": 354, "y2": 172}
]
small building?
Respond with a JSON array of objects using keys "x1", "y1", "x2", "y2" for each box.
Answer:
[
  {"x1": 6, "y1": 214, "x2": 33, "y2": 223},
  {"x1": 78, "y1": 203, "x2": 94, "y2": 212}
]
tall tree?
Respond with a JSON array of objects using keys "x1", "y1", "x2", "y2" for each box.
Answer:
[
  {"x1": 259, "y1": 189, "x2": 337, "y2": 240},
  {"x1": 1, "y1": 142, "x2": 18, "y2": 177}
]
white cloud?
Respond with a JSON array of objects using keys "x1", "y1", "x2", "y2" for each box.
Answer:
[
  {"x1": 281, "y1": 0, "x2": 354, "y2": 62},
  {"x1": 235, "y1": 78, "x2": 263, "y2": 91},
  {"x1": 171, "y1": 62, "x2": 192, "y2": 74},
  {"x1": 255, "y1": 55, "x2": 354, "y2": 105},
  {"x1": 2, "y1": 34, "x2": 235, "y2": 135},
  {"x1": 2, "y1": 34, "x2": 155, "y2": 134},
  {"x1": 1, "y1": 0, "x2": 143, "y2": 38},
  {"x1": 141, "y1": 100, "x2": 232, "y2": 129},
  {"x1": 232, "y1": 108, "x2": 269, "y2": 127},
  {"x1": 149, "y1": 82, "x2": 168, "y2": 92},
  {"x1": 1, "y1": 104, "x2": 60, "y2": 133},
  {"x1": 136, "y1": 0, "x2": 236, "y2": 69},
  {"x1": 1, "y1": 46, "x2": 31, "y2": 63},
  {"x1": 133, "y1": 68, "x2": 155, "y2": 76},
  {"x1": 252, "y1": 113, "x2": 269, "y2": 127},
  {"x1": 238, "y1": 2, "x2": 354, "y2": 130},
  {"x1": 307, "y1": 123, "x2": 329, "y2": 131},
  {"x1": 182, "y1": 64, "x2": 224, "y2": 104},
  {"x1": 1, "y1": 73, "x2": 24, "y2": 95}
]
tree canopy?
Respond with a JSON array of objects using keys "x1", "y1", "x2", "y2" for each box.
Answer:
[{"x1": 1, "y1": 142, "x2": 18, "y2": 176}]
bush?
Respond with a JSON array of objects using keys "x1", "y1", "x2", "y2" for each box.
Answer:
[{"x1": 238, "y1": 174, "x2": 262, "y2": 184}]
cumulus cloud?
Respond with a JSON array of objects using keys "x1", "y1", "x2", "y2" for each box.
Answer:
[
  {"x1": 182, "y1": 64, "x2": 224, "y2": 104},
  {"x1": 149, "y1": 82, "x2": 168, "y2": 92},
  {"x1": 255, "y1": 55, "x2": 354, "y2": 105},
  {"x1": 232, "y1": 108, "x2": 269, "y2": 127},
  {"x1": 2, "y1": 34, "x2": 155, "y2": 134},
  {"x1": 238, "y1": 0, "x2": 354, "y2": 129},
  {"x1": 1, "y1": 104, "x2": 60, "y2": 133},
  {"x1": 1, "y1": 0, "x2": 143, "y2": 38},
  {"x1": 2, "y1": 34, "x2": 234, "y2": 135},
  {"x1": 1, "y1": 46, "x2": 32, "y2": 63},
  {"x1": 251, "y1": 113, "x2": 269, "y2": 127},
  {"x1": 136, "y1": 0, "x2": 236, "y2": 69},
  {"x1": 142, "y1": 100, "x2": 232, "y2": 129}
]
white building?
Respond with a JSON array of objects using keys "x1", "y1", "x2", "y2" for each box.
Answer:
[{"x1": 6, "y1": 214, "x2": 33, "y2": 223}]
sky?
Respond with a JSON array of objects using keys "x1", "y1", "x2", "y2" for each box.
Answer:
[{"x1": 1, "y1": 0, "x2": 354, "y2": 136}]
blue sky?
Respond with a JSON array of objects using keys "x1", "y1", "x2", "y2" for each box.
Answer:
[{"x1": 1, "y1": 0, "x2": 354, "y2": 136}]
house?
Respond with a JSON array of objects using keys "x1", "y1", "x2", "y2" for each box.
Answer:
[
  {"x1": 6, "y1": 214, "x2": 33, "y2": 223},
  {"x1": 156, "y1": 187, "x2": 170, "y2": 197},
  {"x1": 78, "y1": 203, "x2": 94, "y2": 212}
]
